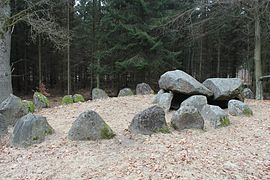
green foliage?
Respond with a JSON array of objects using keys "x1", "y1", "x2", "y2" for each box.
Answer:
[
  {"x1": 220, "y1": 117, "x2": 231, "y2": 127},
  {"x1": 243, "y1": 108, "x2": 253, "y2": 117},
  {"x1": 73, "y1": 94, "x2": 85, "y2": 103},
  {"x1": 155, "y1": 126, "x2": 170, "y2": 134},
  {"x1": 62, "y1": 95, "x2": 74, "y2": 105},
  {"x1": 22, "y1": 100, "x2": 35, "y2": 113},
  {"x1": 44, "y1": 128, "x2": 53, "y2": 135},
  {"x1": 34, "y1": 92, "x2": 49, "y2": 107},
  {"x1": 100, "y1": 124, "x2": 115, "y2": 139}
]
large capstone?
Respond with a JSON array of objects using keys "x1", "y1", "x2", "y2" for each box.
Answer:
[
  {"x1": 33, "y1": 92, "x2": 49, "y2": 109},
  {"x1": 203, "y1": 78, "x2": 243, "y2": 100},
  {"x1": 159, "y1": 70, "x2": 213, "y2": 96},
  {"x1": 12, "y1": 113, "x2": 54, "y2": 147},
  {"x1": 92, "y1": 88, "x2": 109, "y2": 100},
  {"x1": 228, "y1": 100, "x2": 253, "y2": 117},
  {"x1": 129, "y1": 106, "x2": 169, "y2": 135},
  {"x1": 171, "y1": 105, "x2": 204, "y2": 131},
  {"x1": 136, "y1": 83, "x2": 153, "y2": 95},
  {"x1": 201, "y1": 105, "x2": 230, "y2": 130},
  {"x1": 180, "y1": 95, "x2": 207, "y2": 112},
  {"x1": 68, "y1": 110, "x2": 115, "y2": 141},
  {"x1": 241, "y1": 88, "x2": 255, "y2": 99},
  {"x1": 0, "y1": 94, "x2": 28, "y2": 126},
  {"x1": 118, "y1": 88, "x2": 134, "y2": 97}
]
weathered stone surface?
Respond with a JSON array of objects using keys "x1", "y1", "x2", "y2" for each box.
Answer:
[
  {"x1": 12, "y1": 113, "x2": 54, "y2": 147},
  {"x1": 203, "y1": 78, "x2": 243, "y2": 100},
  {"x1": 0, "y1": 114, "x2": 7, "y2": 135},
  {"x1": 228, "y1": 100, "x2": 253, "y2": 116},
  {"x1": 118, "y1": 88, "x2": 134, "y2": 97},
  {"x1": 68, "y1": 110, "x2": 115, "y2": 141},
  {"x1": 0, "y1": 94, "x2": 28, "y2": 126},
  {"x1": 159, "y1": 70, "x2": 213, "y2": 96},
  {"x1": 33, "y1": 92, "x2": 49, "y2": 109},
  {"x1": 171, "y1": 106, "x2": 204, "y2": 131},
  {"x1": 201, "y1": 105, "x2": 230, "y2": 130},
  {"x1": 156, "y1": 92, "x2": 173, "y2": 112},
  {"x1": 129, "y1": 106, "x2": 169, "y2": 135},
  {"x1": 241, "y1": 88, "x2": 254, "y2": 99},
  {"x1": 92, "y1": 88, "x2": 109, "y2": 100},
  {"x1": 152, "y1": 89, "x2": 165, "y2": 104},
  {"x1": 180, "y1": 95, "x2": 207, "y2": 112},
  {"x1": 136, "y1": 83, "x2": 153, "y2": 95}
]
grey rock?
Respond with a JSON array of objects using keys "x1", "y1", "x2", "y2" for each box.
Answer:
[
  {"x1": 201, "y1": 105, "x2": 230, "y2": 130},
  {"x1": 0, "y1": 94, "x2": 28, "y2": 126},
  {"x1": 159, "y1": 70, "x2": 213, "y2": 96},
  {"x1": 171, "y1": 106, "x2": 204, "y2": 131},
  {"x1": 92, "y1": 88, "x2": 109, "y2": 100},
  {"x1": 152, "y1": 89, "x2": 165, "y2": 104},
  {"x1": 0, "y1": 114, "x2": 7, "y2": 135},
  {"x1": 12, "y1": 113, "x2": 54, "y2": 147},
  {"x1": 181, "y1": 95, "x2": 207, "y2": 112},
  {"x1": 228, "y1": 100, "x2": 253, "y2": 116},
  {"x1": 129, "y1": 106, "x2": 168, "y2": 135},
  {"x1": 203, "y1": 78, "x2": 243, "y2": 100},
  {"x1": 136, "y1": 83, "x2": 153, "y2": 95},
  {"x1": 241, "y1": 88, "x2": 254, "y2": 99},
  {"x1": 33, "y1": 92, "x2": 49, "y2": 109},
  {"x1": 68, "y1": 110, "x2": 115, "y2": 141},
  {"x1": 156, "y1": 92, "x2": 173, "y2": 112},
  {"x1": 118, "y1": 88, "x2": 134, "y2": 97}
]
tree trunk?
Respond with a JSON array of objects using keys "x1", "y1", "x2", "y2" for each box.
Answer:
[
  {"x1": 254, "y1": 4, "x2": 263, "y2": 100},
  {"x1": 0, "y1": 3, "x2": 12, "y2": 103},
  {"x1": 67, "y1": 0, "x2": 71, "y2": 94},
  {"x1": 38, "y1": 35, "x2": 42, "y2": 84}
]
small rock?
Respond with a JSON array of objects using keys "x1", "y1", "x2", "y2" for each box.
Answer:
[
  {"x1": 180, "y1": 95, "x2": 207, "y2": 112},
  {"x1": 171, "y1": 105, "x2": 204, "y2": 131},
  {"x1": 201, "y1": 105, "x2": 230, "y2": 130},
  {"x1": 136, "y1": 83, "x2": 153, "y2": 95},
  {"x1": 92, "y1": 88, "x2": 109, "y2": 100},
  {"x1": 12, "y1": 113, "x2": 54, "y2": 147},
  {"x1": 33, "y1": 92, "x2": 49, "y2": 109},
  {"x1": 68, "y1": 110, "x2": 115, "y2": 141},
  {"x1": 228, "y1": 100, "x2": 253, "y2": 116},
  {"x1": 241, "y1": 88, "x2": 254, "y2": 99},
  {"x1": 129, "y1": 106, "x2": 169, "y2": 135},
  {"x1": 223, "y1": 161, "x2": 239, "y2": 171},
  {"x1": 118, "y1": 88, "x2": 134, "y2": 97}
]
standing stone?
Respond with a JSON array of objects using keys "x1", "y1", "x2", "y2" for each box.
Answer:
[
  {"x1": 241, "y1": 88, "x2": 255, "y2": 99},
  {"x1": 0, "y1": 94, "x2": 28, "y2": 126},
  {"x1": 12, "y1": 113, "x2": 54, "y2": 147},
  {"x1": 33, "y1": 92, "x2": 49, "y2": 109},
  {"x1": 118, "y1": 88, "x2": 134, "y2": 97},
  {"x1": 92, "y1": 88, "x2": 109, "y2": 100},
  {"x1": 201, "y1": 105, "x2": 230, "y2": 130},
  {"x1": 0, "y1": 114, "x2": 7, "y2": 135},
  {"x1": 171, "y1": 106, "x2": 204, "y2": 131},
  {"x1": 129, "y1": 106, "x2": 169, "y2": 135},
  {"x1": 156, "y1": 92, "x2": 173, "y2": 112},
  {"x1": 153, "y1": 89, "x2": 165, "y2": 104},
  {"x1": 159, "y1": 70, "x2": 213, "y2": 96},
  {"x1": 136, "y1": 83, "x2": 153, "y2": 95},
  {"x1": 180, "y1": 95, "x2": 207, "y2": 112},
  {"x1": 68, "y1": 110, "x2": 115, "y2": 141},
  {"x1": 203, "y1": 78, "x2": 243, "y2": 100},
  {"x1": 228, "y1": 100, "x2": 253, "y2": 116}
]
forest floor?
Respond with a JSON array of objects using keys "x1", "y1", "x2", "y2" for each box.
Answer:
[{"x1": 0, "y1": 95, "x2": 270, "y2": 179}]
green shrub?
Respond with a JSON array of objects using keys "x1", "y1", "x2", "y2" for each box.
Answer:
[
  {"x1": 73, "y1": 94, "x2": 85, "y2": 103},
  {"x1": 220, "y1": 117, "x2": 230, "y2": 127},
  {"x1": 34, "y1": 92, "x2": 49, "y2": 107},
  {"x1": 62, "y1": 95, "x2": 74, "y2": 105},
  {"x1": 22, "y1": 100, "x2": 35, "y2": 113}
]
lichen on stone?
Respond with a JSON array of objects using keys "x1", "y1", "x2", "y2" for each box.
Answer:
[{"x1": 100, "y1": 124, "x2": 115, "y2": 139}]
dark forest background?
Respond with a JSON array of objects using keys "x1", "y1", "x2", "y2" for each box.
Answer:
[{"x1": 10, "y1": 0, "x2": 270, "y2": 98}]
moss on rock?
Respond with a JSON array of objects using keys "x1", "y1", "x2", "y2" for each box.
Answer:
[
  {"x1": 73, "y1": 94, "x2": 85, "y2": 103},
  {"x1": 22, "y1": 100, "x2": 35, "y2": 113},
  {"x1": 62, "y1": 95, "x2": 74, "y2": 105},
  {"x1": 100, "y1": 124, "x2": 115, "y2": 139},
  {"x1": 34, "y1": 92, "x2": 49, "y2": 107},
  {"x1": 220, "y1": 117, "x2": 230, "y2": 127},
  {"x1": 155, "y1": 126, "x2": 170, "y2": 134}
]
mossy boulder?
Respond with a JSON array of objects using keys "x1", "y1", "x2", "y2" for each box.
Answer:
[
  {"x1": 0, "y1": 94, "x2": 28, "y2": 126},
  {"x1": 228, "y1": 100, "x2": 253, "y2": 117},
  {"x1": 118, "y1": 88, "x2": 134, "y2": 97},
  {"x1": 136, "y1": 83, "x2": 154, "y2": 95},
  {"x1": 22, "y1": 100, "x2": 35, "y2": 113},
  {"x1": 12, "y1": 113, "x2": 54, "y2": 147},
  {"x1": 62, "y1": 95, "x2": 74, "y2": 105},
  {"x1": 73, "y1": 94, "x2": 85, "y2": 103},
  {"x1": 92, "y1": 88, "x2": 109, "y2": 100},
  {"x1": 33, "y1": 92, "x2": 49, "y2": 109},
  {"x1": 68, "y1": 110, "x2": 115, "y2": 141}
]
